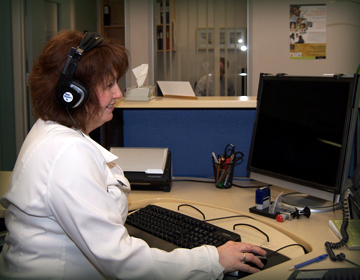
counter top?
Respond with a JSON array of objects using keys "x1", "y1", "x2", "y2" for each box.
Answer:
[
  {"x1": 114, "y1": 96, "x2": 257, "y2": 109},
  {"x1": 126, "y1": 178, "x2": 360, "y2": 279},
  {"x1": 1, "y1": 172, "x2": 359, "y2": 279}
]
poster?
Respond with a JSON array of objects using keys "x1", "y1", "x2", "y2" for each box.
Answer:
[{"x1": 289, "y1": 4, "x2": 326, "y2": 59}]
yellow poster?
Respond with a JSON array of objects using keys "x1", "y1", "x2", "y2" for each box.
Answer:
[{"x1": 290, "y1": 4, "x2": 326, "y2": 59}]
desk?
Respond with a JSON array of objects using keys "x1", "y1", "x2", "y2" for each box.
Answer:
[
  {"x1": 126, "y1": 179, "x2": 360, "y2": 279},
  {"x1": 1, "y1": 171, "x2": 359, "y2": 279}
]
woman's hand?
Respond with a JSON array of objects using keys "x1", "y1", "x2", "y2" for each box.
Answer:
[{"x1": 217, "y1": 241, "x2": 267, "y2": 274}]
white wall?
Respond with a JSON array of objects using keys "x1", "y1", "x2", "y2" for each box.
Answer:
[
  {"x1": 248, "y1": 0, "x2": 360, "y2": 95},
  {"x1": 125, "y1": 0, "x2": 153, "y2": 87}
]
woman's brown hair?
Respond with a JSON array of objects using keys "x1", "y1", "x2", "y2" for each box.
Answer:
[{"x1": 29, "y1": 30, "x2": 129, "y2": 131}]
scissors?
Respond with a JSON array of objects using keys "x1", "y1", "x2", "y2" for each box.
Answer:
[
  {"x1": 230, "y1": 151, "x2": 244, "y2": 163},
  {"x1": 224, "y1": 143, "x2": 235, "y2": 160},
  {"x1": 223, "y1": 144, "x2": 244, "y2": 164}
]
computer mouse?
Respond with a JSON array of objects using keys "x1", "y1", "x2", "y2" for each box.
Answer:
[
  {"x1": 226, "y1": 255, "x2": 267, "y2": 279},
  {"x1": 246, "y1": 255, "x2": 267, "y2": 268}
]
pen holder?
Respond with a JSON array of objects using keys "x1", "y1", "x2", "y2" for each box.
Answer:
[{"x1": 213, "y1": 158, "x2": 235, "y2": 189}]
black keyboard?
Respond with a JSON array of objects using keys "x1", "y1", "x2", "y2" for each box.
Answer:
[{"x1": 126, "y1": 204, "x2": 241, "y2": 249}]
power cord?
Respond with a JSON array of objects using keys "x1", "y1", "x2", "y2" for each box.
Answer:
[
  {"x1": 173, "y1": 176, "x2": 270, "y2": 189},
  {"x1": 266, "y1": 243, "x2": 308, "y2": 257},
  {"x1": 177, "y1": 204, "x2": 256, "y2": 222},
  {"x1": 177, "y1": 204, "x2": 206, "y2": 219},
  {"x1": 205, "y1": 215, "x2": 256, "y2": 222},
  {"x1": 233, "y1": 223, "x2": 269, "y2": 242}
]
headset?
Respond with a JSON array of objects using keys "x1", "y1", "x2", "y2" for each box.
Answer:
[{"x1": 56, "y1": 32, "x2": 104, "y2": 109}]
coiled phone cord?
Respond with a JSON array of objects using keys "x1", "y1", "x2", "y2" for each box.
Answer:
[{"x1": 324, "y1": 193, "x2": 359, "y2": 267}]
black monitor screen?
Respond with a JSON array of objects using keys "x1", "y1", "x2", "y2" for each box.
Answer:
[{"x1": 248, "y1": 74, "x2": 359, "y2": 195}]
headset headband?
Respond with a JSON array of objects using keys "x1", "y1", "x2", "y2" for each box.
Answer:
[{"x1": 78, "y1": 32, "x2": 104, "y2": 53}]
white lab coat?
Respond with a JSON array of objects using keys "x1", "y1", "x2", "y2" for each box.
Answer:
[{"x1": 0, "y1": 119, "x2": 224, "y2": 280}]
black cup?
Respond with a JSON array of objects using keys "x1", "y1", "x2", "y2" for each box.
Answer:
[{"x1": 213, "y1": 159, "x2": 234, "y2": 189}]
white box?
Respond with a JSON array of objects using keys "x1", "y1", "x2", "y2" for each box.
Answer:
[{"x1": 124, "y1": 86, "x2": 155, "y2": 101}]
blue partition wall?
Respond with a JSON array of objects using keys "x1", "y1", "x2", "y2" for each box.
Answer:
[{"x1": 122, "y1": 109, "x2": 256, "y2": 177}]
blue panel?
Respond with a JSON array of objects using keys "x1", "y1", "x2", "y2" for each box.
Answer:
[{"x1": 123, "y1": 109, "x2": 256, "y2": 177}]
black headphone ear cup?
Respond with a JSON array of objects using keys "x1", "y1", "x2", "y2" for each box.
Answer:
[
  {"x1": 353, "y1": 164, "x2": 360, "y2": 191},
  {"x1": 70, "y1": 79, "x2": 89, "y2": 109},
  {"x1": 56, "y1": 79, "x2": 89, "y2": 109}
]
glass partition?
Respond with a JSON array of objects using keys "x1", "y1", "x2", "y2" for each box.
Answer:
[{"x1": 154, "y1": 0, "x2": 247, "y2": 96}]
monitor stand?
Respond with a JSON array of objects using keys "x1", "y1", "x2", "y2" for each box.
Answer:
[{"x1": 281, "y1": 192, "x2": 341, "y2": 213}]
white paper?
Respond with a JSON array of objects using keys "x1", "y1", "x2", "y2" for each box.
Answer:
[
  {"x1": 157, "y1": 81, "x2": 196, "y2": 98},
  {"x1": 132, "y1": 64, "x2": 148, "y2": 87}
]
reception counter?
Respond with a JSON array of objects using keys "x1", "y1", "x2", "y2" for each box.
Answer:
[
  {"x1": 105, "y1": 96, "x2": 258, "y2": 178},
  {"x1": 114, "y1": 96, "x2": 257, "y2": 109}
]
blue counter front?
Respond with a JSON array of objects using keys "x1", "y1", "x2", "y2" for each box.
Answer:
[
  {"x1": 122, "y1": 108, "x2": 256, "y2": 177},
  {"x1": 110, "y1": 96, "x2": 257, "y2": 177}
]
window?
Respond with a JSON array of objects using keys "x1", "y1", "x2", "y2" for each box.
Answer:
[{"x1": 154, "y1": 0, "x2": 247, "y2": 96}]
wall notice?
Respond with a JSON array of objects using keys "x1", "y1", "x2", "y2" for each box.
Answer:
[{"x1": 289, "y1": 4, "x2": 326, "y2": 59}]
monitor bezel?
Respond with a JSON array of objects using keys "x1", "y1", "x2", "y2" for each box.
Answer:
[{"x1": 247, "y1": 74, "x2": 360, "y2": 204}]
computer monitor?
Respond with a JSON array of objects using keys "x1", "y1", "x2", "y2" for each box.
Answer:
[{"x1": 247, "y1": 74, "x2": 360, "y2": 212}]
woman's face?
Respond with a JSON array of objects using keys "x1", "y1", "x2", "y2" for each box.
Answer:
[{"x1": 86, "y1": 77, "x2": 122, "y2": 134}]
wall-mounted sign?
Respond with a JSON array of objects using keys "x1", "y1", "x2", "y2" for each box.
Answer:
[{"x1": 289, "y1": 4, "x2": 326, "y2": 60}]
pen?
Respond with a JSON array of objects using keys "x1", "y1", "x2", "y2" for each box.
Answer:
[
  {"x1": 289, "y1": 254, "x2": 328, "y2": 270},
  {"x1": 217, "y1": 168, "x2": 226, "y2": 185},
  {"x1": 216, "y1": 164, "x2": 221, "y2": 182},
  {"x1": 212, "y1": 152, "x2": 218, "y2": 164},
  {"x1": 222, "y1": 166, "x2": 232, "y2": 188}
]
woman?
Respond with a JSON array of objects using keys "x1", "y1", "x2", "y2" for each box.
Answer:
[{"x1": 0, "y1": 30, "x2": 265, "y2": 279}]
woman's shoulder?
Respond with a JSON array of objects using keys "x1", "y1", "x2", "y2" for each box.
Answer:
[{"x1": 24, "y1": 119, "x2": 97, "y2": 161}]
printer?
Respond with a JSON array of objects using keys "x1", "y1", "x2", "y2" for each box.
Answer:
[{"x1": 110, "y1": 147, "x2": 172, "y2": 192}]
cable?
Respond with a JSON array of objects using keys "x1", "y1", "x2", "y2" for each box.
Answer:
[
  {"x1": 66, "y1": 107, "x2": 85, "y2": 137},
  {"x1": 173, "y1": 179, "x2": 213, "y2": 184},
  {"x1": 266, "y1": 243, "x2": 308, "y2": 257},
  {"x1": 324, "y1": 189, "x2": 359, "y2": 267},
  {"x1": 177, "y1": 204, "x2": 206, "y2": 220},
  {"x1": 173, "y1": 176, "x2": 270, "y2": 189},
  {"x1": 231, "y1": 182, "x2": 270, "y2": 189},
  {"x1": 205, "y1": 215, "x2": 256, "y2": 222},
  {"x1": 178, "y1": 204, "x2": 259, "y2": 223},
  {"x1": 343, "y1": 258, "x2": 360, "y2": 268},
  {"x1": 233, "y1": 223, "x2": 269, "y2": 242},
  {"x1": 325, "y1": 191, "x2": 349, "y2": 260}
]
